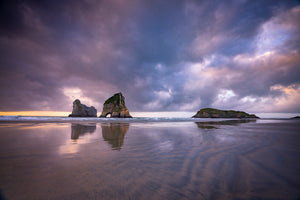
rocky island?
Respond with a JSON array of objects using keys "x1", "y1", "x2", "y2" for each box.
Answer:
[
  {"x1": 68, "y1": 99, "x2": 97, "y2": 117},
  {"x1": 192, "y1": 108, "x2": 259, "y2": 118},
  {"x1": 99, "y1": 92, "x2": 132, "y2": 118}
]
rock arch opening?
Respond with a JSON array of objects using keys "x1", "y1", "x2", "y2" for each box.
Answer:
[{"x1": 105, "y1": 113, "x2": 112, "y2": 118}]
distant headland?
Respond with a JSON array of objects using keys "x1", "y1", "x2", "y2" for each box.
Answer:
[{"x1": 192, "y1": 108, "x2": 259, "y2": 118}]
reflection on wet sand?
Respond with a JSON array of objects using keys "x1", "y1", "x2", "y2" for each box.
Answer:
[
  {"x1": 71, "y1": 123, "x2": 96, "y2": 139},
  {"x1": 101, "y1": 123, "x2": 129, "y2": 150},
  {"x1": 59, "y1": 123, "x2": 97, "y2": 155},
  {"x1": 195, "y1": 119, "x2": 256, "y2": 129},
  {"x1": 0, "y1": 121, "x2": 299, "y2": 199}
]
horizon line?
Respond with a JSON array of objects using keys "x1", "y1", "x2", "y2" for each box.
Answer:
[{"x1": 0, "y1": 111, "x2": 299, "y2": 118}]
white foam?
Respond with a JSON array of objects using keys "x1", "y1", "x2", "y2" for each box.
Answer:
[{"x1": 0, "y1": 116, "x2": 261, "y2": 123}]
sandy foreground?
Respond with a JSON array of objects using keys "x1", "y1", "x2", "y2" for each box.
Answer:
[{"x1": 0, "y1": 119, "x2": 299, "y2": 200}]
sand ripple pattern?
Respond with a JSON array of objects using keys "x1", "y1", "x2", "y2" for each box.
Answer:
[{"x1": 0, "y1": 120, "x2": 299, "y2": 199}]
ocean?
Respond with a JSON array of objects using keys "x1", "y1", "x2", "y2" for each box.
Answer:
[{"x1": 0, "y1": 118, "x2": 299, "y2": 199}]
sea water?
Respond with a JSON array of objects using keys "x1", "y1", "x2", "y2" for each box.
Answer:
[{"x1": 0, "y1": 118, "x2": 299, "y2": 199}]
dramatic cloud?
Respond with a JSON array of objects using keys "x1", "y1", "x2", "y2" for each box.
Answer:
[{"x1": 0, "y1": 0, "x2": 299, "y2": 113}]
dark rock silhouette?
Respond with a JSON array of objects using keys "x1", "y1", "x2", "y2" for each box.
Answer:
[
  {"x1": 193, "y1": 108, "x2": 259, "y2": 118},
  {"x1": 68, "y1": 99, "x2": 97, "y2": 117},
  {"x1": 71, "y1": 123, "x2": 96, "y2": 139},
  {"x1": 101, "y1": 123, "x2": 129, "y2": 150},
  {"x1": 99, "y1": 92, "x2": 132, "y2": 118},
  {"x1": 291, "y1": 116, "x2": 300, "y2": 119}
]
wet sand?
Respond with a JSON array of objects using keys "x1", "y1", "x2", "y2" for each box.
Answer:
[{"x1": 0, "y1": 120, "x2": 299, "y2": 199}]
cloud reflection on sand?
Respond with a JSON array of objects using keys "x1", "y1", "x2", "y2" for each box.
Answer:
[{"x1": 0, "y1": 120, "x2": 299, "y2": 199}]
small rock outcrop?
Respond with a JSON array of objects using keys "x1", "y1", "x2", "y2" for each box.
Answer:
[
  {"x1": 99, "y1": 92, "x2": 132, "y2": 118},
  {"x1": 68, "y1": 99, "x2": 97, "y2": 117},
  {"x1": 192, "y1": 108, "x2": 259, "y2": 118},
  {"x1": 291, "y1": 116, "x2": 300, "y2": 119}
]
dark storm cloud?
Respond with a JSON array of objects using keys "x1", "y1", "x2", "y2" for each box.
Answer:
[{"x1": 0, "y1": 0, "x2": 299, "y2": 113}]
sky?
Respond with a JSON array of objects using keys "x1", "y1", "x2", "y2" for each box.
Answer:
[{"x1": 0, "y1": 0, "x2": 300, "y2": 116}]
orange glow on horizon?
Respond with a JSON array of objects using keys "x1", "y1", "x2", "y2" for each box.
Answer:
[{"x1": 0, "y1": 111, "x2": 71, "y2": 117}]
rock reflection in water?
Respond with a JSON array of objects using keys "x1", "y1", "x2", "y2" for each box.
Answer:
[
  {"x1": 71, "y1": 123, "x2": 96, "y2": 139},
  {"x1": 195, "y1": 119, "x2": 256, "y2": 129},
  {"x1": 101, "y1": 123, "x2": 129, "y2": 150}
]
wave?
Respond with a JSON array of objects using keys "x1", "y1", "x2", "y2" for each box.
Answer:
[{"x1": 0, "y1": 115, "x2": 259, "y2": 123}]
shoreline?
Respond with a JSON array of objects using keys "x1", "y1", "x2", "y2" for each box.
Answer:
[{"x1": 0, "y1": 116, "x2": 295, "y2": 123}]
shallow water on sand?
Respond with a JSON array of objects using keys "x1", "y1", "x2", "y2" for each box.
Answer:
[{"x1": 0, "y1": 119, "x2": 299, "y2": 200}]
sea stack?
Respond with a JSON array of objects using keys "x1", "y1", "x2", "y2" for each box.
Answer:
[
  {"x1": 68, "y1": 99, "x2": 97, "y2": 117},
  {"x1": 100, "y1": 92, "x2": 132, "y2": 118},
  {"x1": 192, "y1": 108, "x2": 259, "y2": 118}
]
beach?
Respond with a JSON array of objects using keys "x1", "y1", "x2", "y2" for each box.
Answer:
[{"x1": 0, "y1": 119, "x2": 299, "y2": 199}]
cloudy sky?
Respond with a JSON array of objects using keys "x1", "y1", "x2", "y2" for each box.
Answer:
[{"x1": 0, "y1": 0, "x2": 300, "y2": 115}]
